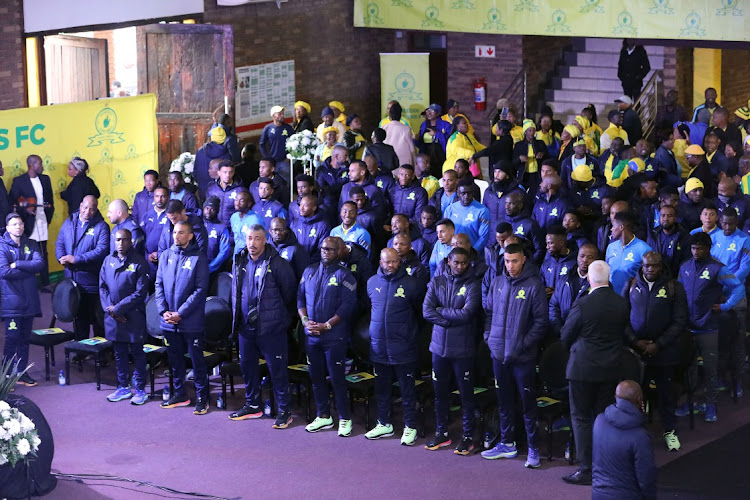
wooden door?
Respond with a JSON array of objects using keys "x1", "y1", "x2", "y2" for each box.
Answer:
[
  {"x1": 136, "y1": 24, "x2": 234, "y2": 175},
  {"x1": 44, "y1": 35, "x2": 108, "y2": 105}
]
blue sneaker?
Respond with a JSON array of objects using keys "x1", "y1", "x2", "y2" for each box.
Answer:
[
  {"x1": 525, "y1": 447, "x2": 541, "y2": 468},
  {"x1": 481, "y1": 442, "x2": 517, "y2": 460},
  {"x1": 704, "y1": 403, "x2": 717, "y2": 423},
  {"x1": 107, "y1": 386, "x2": 132, "y2": 402},
  {"x1": 130, "y1": 389, "x2": 148, "y2": 406},
  {"x1": 551, "y1": 415, "x2": 571, "y2": 432},
  {"x1": 675, "y1": 402, "x2": 705, "y2": 417}
]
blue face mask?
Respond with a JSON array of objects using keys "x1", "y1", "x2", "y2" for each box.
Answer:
[{"x1": 718, "y1": 194, "x2": 731, "y2": 205}]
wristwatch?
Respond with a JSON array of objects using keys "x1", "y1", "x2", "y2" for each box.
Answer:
[{"x1": 325, "y1": 321, "x2": 332, "y2": 331}]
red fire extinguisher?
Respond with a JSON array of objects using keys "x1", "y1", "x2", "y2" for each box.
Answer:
[{"x1": 473, "y1": 78, "x2": 487, "y2": 111}]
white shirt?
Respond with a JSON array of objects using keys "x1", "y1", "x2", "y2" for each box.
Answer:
[{"x1": 29, "y1": 176, "x2": 48, "y2": 242}]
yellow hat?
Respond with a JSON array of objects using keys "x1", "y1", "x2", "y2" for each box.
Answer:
[
  {"x1": 685, "y1": 144, "x2": 706, "y2": 155},
  {"x1": 628, "y1": 158, "x2": 645, "y2": 173},
  {"x1": 574, "y1": 115, "x2": 590, "y2": 129},
  {"x1": 573, "y1": 138, "x2": 587, "y2": 147},
  {"x1": 322, "y1": 126, "x2": 338, "y2": 136},
  {"x1": 329, "y1": 101, "x2": 345, "y2": 112},
  {"x1": 210, "y1": 126, "x2": 226, "y2": 144},
  {"x1": 685, "y1": 177, "x2": 704, "y2": 193},
  {"x1": 522, "y1": 119, "x2": 536, "y2": 133},
  {"x1": 295, "y1": 101, "x2": 311, "y2": 113},
  {"x1": 571, "y1": 164, "x2": 593, "y2": 182},
  {"x1": 563, "y1": 124, "x2": 580, "y2": 139}
]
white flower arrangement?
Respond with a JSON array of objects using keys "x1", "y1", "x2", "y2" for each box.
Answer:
[
  {"x1": 169, "y1": 152, "x2": 197, "y2": 186},
  {"x1": 0, "y1": 359, "x2": 42, "y2": 469},
  {"x1": 286, "y1": 129, "x2": 320, "y2": 162}
]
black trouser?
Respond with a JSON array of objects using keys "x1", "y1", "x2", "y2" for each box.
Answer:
[
  {"x1": 35, "y1": 239, "x2": 49, "y2": 286},
  {"x1": 645, "y1": 364, "x2": 676, "y2": 433},
  {"x1": 373, "y1": 362, "x2": 417, "y2": 428},
  {"x1": 569, "y1": 379, "x2": 617, "y2": 469},
  {"x1": 238, "y1": 331, "x2": 290, "y2": 412},
  {"x1": 74, "y1": 292, "x2": 104, "y2": 341},
  {"x1": 621, "y1": 80, "x2": 642, "y2": 101}
]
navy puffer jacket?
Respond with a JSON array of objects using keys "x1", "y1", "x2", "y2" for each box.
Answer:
[
  {"x1": 157, "y1": 214, "x2": 208, "y2": 256},
  {"x1": 424, "y1": 268, "x2": 482, "y2": 358},
  {"x1": 154, "y1": 239, "x2": 209, "y2": 334},
  {"x1": 367, "y1": 266, "x2": 424, "y2": 365},
  {"x1": 297, "y1": 262, "x2": 357, "y2": 342},
  {"x1": 55, "y1": 210, "x2": 110, "y2": 293},
  {"x1": 99, "y1": 249, "x2": 150, "y2": 343},
  {"x1": 0, "y1": 233, "x2": 43, "y2": 318}
]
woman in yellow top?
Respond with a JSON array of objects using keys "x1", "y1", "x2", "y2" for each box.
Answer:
[
  {"x1": 443, "y1": 116, "x2": 486, "y2": 174},
  {"x1": 558, "y1": 124, "x2": 579, "y2": 163},
  {"x1": 673, "y1": 124, "x2": 690, "y2": 179},
  {"x1": 574, "y1": 115, "x2": 599, "y2": 156},
  {"x1": 581, "y1": 105, "x2": 603, "y2": 152},
  {"x1": 314, "y1": 126, "x2": 338, "y2": 168},
  {"x1": 492, "y1": 108, "x2": 523, "y2": 143},
  {"x1": 513, "y1": 119, "x2": 548, "y2": 195}
]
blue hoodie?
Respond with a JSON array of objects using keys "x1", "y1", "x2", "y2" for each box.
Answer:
[
  {"x1": 55, "y1": 210, "x2": 110, "y2": 293},
  {"x1": 444, "y1": 200, "x2": 491, "y2": 251},
  {"x1": 532, "y1": 192, "x2": 572, "y2": 232},
  {"x1": 270, "y1": 229, "x2": 310, "y2": 282},
  {"x1": 252, "y1": 198, "x2": 288, "y2": 229},
  {"x1": 605, "y1": 236, "x2": 652, "y2": 295},
  {"x1": 0, "y1": 233, "x2": 43, "y2": 318},
  {"x1": 204, "y1": 219, "x2": 232, "y2": 273}
]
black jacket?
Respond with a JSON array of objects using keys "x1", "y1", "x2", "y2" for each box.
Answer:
[
  {"x1": 364, "y1": 142, "x2": 400, "y2": 173},
  {"x1": 9, "y1": 172, "x2": 54, "y2": 237},
  {"x1": 561, "y1": 286, "x2": 630, "y2": 382},
  {"x1": 617, "y1": 45, "x2": 650, "y2": 86},
  {"x1": 60, "y1": 174, "x2": 100, "y2": 217},
  {"x1": 292, "y1": 115, "x2": 314, "y2": 134}
]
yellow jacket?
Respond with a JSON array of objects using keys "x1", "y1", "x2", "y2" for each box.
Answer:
[
  {"x1": 492, "y1": 123, "x2": 524, "y2": 143},
  {"x1": 421, "y1": 176, "x2": 441, "y2": 199},
  {"x1": 443, "y1": 131, "x2": 486, "y2": 173},
  {"x1": 441, "y1": 112, "x2": 474, "y2": 136},
  {"x1": 673, "y1": 139, "x2": 689, "y2": 179}
]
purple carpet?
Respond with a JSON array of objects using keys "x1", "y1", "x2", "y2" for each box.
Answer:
[{"x1": 5, "y1": 293, "x2": 748, "y2": 499}]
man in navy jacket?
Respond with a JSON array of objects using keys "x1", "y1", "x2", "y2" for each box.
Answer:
[
  {"x1": 99, "y1": 229, "x2": 150, "y2": 405},
  {"x1": 297, "y1": 237, "x2": 357, "y2": 437},
  {"x1": 0, "y1": 213, "x2": 44, "y2": 386},
  {"x1": 592, "y1": 381, "x2": 657, "y2": 499},
  {"x1": 131, "y1": 169, "x2": 159, "y2": 226},
  {"x1": 389, "y1": 165, "x2": 429, "y2": 225},
  {"x1": 205, "y1": 160, "x2": 244, "y2": 225},
  {"x1": 142, "y1": 186, "x2": 169, "y2": 278},
  {"x1": 107, "y1": 199, "x2": 145, "y2": 255},
  {"x1": 155, "y1": 221, "x2": 210, "y2": 415},
  {"x1": 269, "y1": 217, "x2": 309, "y2": 282},
  {"x1": 290, "y1": 195, "x2": 331, "y2": 263},
  {"x1": 364, "y1": 248, "x2": 423, "y2": 446},
  {"x1": 229, "y1": 225, "x2": 297, "y2": 429},
  {"x1": 482, "y1": 243, "x2": 548, "y2": 468},
  {"x1": 55, "y1": 195, "x2": 110, "y2": 341},
  {"x1": 423, "y1": 247, "x2": 482, "y2": 455},
  {"x1": 157, "y1": 199, "x2": 208, "y2": 256}
]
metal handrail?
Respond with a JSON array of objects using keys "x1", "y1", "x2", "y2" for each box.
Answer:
[
  {"x1": 633, "y1": 70, "x2": 663, "y2": 141},
  {"x1": 487, "y1": 66, "x2": 527, "y2": 135}
]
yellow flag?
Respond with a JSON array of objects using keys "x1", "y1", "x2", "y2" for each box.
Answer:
[{"x1": 380, "y1": 53, "x2": 430, "y2": 134}]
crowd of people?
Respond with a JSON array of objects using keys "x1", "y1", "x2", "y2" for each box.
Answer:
[{"x1": 3, "y1": 87, "x2": 749, "y2": 496}]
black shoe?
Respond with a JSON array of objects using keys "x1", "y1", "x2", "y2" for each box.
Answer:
[
  {"x1": 16, "y1": 373, "x2": 38, "y2": 387},
  {"x1": 454, "y1": 436, "x2": 474, "y2": 456},
  {"x1": 424, "y1": 432, "x2": 452, "y2": 450},
  {"x1": 229, "y1": 404, "x2": 263, "y2": 421},
  {"x1": 562, "y1": 467, "x2": 592, "y2": 485},
  {"x1": 160, "y1": 393, "x2": 191, "y2": 409},
  {"x1": 273, "y1": 410, "x2": 293, "y2": 429},
  {"x1": 194, "y1": 397, "x2": 209, "y2": 415}
]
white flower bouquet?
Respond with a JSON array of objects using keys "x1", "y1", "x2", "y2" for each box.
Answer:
[
  {"x1": 169, "y1": 152, "x2": 197, "y2": 186},
  {"x1": 0, "y1": 360, "x2": 41, "y2": 468},
  {"x1": 286, "y1": 130, "x2": 320, "y2": 162}
]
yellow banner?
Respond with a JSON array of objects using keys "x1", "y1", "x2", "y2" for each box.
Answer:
[
  {"x1": 380, "y1": 53, "x2": 430, "y2": 134},
  {"x1": 0, "y1": 94, "x2": 159, "y2": 272},
  {"x1": 357, "y1": 1, "x2": 748, "y2": 42}
]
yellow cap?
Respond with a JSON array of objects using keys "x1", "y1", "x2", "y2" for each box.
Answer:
[
  {"x1": 329, "y1": 101, "x2": 345, "y2": 112},
  {"x1": 685, "y1": 144, "x2": 705, "y2": 155},
  {"x1": 295, "y1": 101, "x2": 311, "y2": 113},
  {"x1": 573, "y1": 138, "x2": 587, "y2": 147},
  {"x1": 522, "y1": 119, "x2": 536, "y2": 133},
  {"x1": 563, "y1": 124, "x2": 580, "y2": 139},
  {"x1": 571, "y1": 164, "x2": 593, "y2": 182},
  {"x1": 321, "y1": 126, "x2": 338, "y2": 136},
  {"x1": 210, "y1": 126, "x2": 226, "y2": 144},
  {"x1": 685, "y1": 177, "x2": 704, "y2": 193}
]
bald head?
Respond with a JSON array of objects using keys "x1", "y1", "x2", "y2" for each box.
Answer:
[
  {"x1": 718, "y1": 177, "x2": 737, "y2": 198},
  {"x1": 79, "y1": 195, "x2": 98, "y2": 221},
  {"x1": 615, "y1": 380, "x2": 643, "y2": 408},
  {"x1": 380, "y1": 247, "x2": 400, "y2": 275},
  {"x1": 107, "y1": 199, "x2": 129, "y2": 224},
  {"x1": 451, "y1": 233, "x2": 472, "y2": 250}
]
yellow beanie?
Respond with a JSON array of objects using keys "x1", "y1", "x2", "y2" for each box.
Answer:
[
  {"x1": 329, "y1": 101, "x2": 345, "y2": 112},
  {"x1": 563, "y1": 124, "x2": 580, "y2": 139},
  {"x1": 571, "y1": 164, "x2": 593, "y2": 182},
  {"x1": 295, "y1": 101, "x2": 311, "y2": 113},
  {"x1": 685, "y1": 177, "x2": 704, "y2": 193}
]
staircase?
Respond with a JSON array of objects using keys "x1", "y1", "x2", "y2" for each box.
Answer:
[{"x1": 545, "y1": 38, "x2": 665, "y2": 128}]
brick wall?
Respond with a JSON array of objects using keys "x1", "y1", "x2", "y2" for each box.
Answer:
[
  {"x1": 522, "y1": 35, "x2": 572, "y2": 118},
  {"x1": 203, "y1": 0, "x2": 396, "y2": 135},
  {"x1": 721, "y1": 49, "x2": 750, "y2": 116},
  {"x1": 92, "y1": 30, "x2": 116, "y2": 86},
  {"x1": 446, "y1": 34, "x2": 523, "y2": 143},
  {"x1": 0, "y1": 0, "x2": 26, "y2": 110},
  {"x1": 662, "y1": 46, "x2": 677, "y2": 95},
  {"x1": 674, "y1": 47, "x2": 694, "y2": 111}
]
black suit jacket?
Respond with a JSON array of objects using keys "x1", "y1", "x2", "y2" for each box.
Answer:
[
  {"x1": 561, "y1": 285, "x2": 630, "y2": 382},
  {"x1": 9, "y1": 172, "x2": 55, "y2": 237}
]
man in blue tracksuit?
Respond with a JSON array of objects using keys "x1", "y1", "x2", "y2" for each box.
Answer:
[
  {"x1": 647, "y1": 204, "x2": 690, "y2": 279},
  {"x1": 678, "y1": 232, "x2": 745, "y2": 423},
  {"x1": 392, "y1": 233, "x2": 430, "y2": 290},
  {"x1": 55, "y1": 195, "x2": 110, "y2": 340},
  {"x1": 229, "y1": 225, "x2": 297, "y2": 429},
  {"x1": 388, "y1": 214, "x2": 431, "y2": 268},
  {"x1": 606, "y1": 211, "x2": 652, "y2": 295},
  {"x1": 434, "y1": 233, "x2": 488, "y2": 282},
  {"x1": 482, "y1": 163, "x2": 526, "y2": 248},
  {"x1": 389, "y1": 165, "x2": 429, "y2": 225},
  {"x1": 541, "y1": 225, "x2": 577, "y2": 299},
  {"x1": 107, "y1": 199, "x2": 145, "y2": 256},
  {"x1": 423, "y1": 247, "x2": 482, "y2": 455},
  {"x1": 158, "y1": 199, "x2": 208, "y2": 256},
  {"x1": 155, "y1": 221, "x2": 210, "y2": 415},
  {"x1": 131, "y1": 169, "x2": 159, "y2": 226},
  {"x1": 339, "y1": 160, "x2": 387, "y2": 218},
  {"x1": 316, "y1": 146, "x2": 350, "y2": 213},
  {"x1": 99, "y1": 229, "x2": 151, "y2": 406},
  {"x1": 249, "y1": 158, "x2": 291, "y2": 208},
  {"x1": 444, "y1": 178, "x2": 491, "y2": 251},
  {"x1": 532, "y1": 174, "x2": 572, "y2": 232},
  {"x1": 290, "y1": 195, "x2": 331, "y2": 263},
  {"x1": 297, "y1": 237, "x2": 358, "y2": 436},
  {"x1": 505, "y1": 192, "x2": 545, "y2": 264},
  {"x1": 229, "y1": 191, "x2": 264, "y2": 256},
  {"x1": 251, "y1": 177, "x2": 288, "y2": 229},
  {"x1": 269, "y1": 217, "x2": 309, "y2": 282},
  {"x1": 331, "y1": 202, "x2": 372, "y2": 257},
  {"x1": 142, "y1": 186, "x2": 169, "y2": 278},
  {"x1": 429, "y1": 218, "x2": 455, "y2": 276},
  {"x1": 715, "y1": 177, "x2": 750, "y2": 228},
  {"x1": 482, "y1": 243, "x2": 548, "y2": 468},
  {"x1": 205, "y1": 160, "x2": 244, "y2": 225},
  {"x1": 168, "y1": 171, "x2": 200, "y2": 217},
  {"x1": 202, "y1": 196, "x2": 232, "y2": 276},
  {"x1": 364, "y1": 247, "x2": 424, "y2": 446},
  {"x1": 0, "y1": 213, "x2": 44, "y2": 387}
]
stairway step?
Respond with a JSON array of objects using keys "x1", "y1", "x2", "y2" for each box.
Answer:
[
  {"x1": 574, "y1": 52, "x2": 664, "y2": 68},
  {"x1": 545, "y1": 88, "x2": 630, "y2": 105},
  {"x1": 582, "y1": 38, "x2": 666, "y2": 56}
]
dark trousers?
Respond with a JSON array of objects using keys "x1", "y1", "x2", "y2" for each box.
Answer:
[
  {"x1": 307, "y1": 337, "x2": 350, "y2": 420},
  {"x1": 493, "y1": 359, "x2": 538, "y2": 449},
  {"x1": 569, "y1": 379, "x2": 617, "y2": 468},
  {"x1": 3, "y1": 316, "x2": 34, "y2": 371},
  {"x1": 692, "y1": 331, "x2": 719, "y2": 404},
  {"x1": 36, "y1": 240, "x2": 49, "y2": 286},
  {"x1": 645, "y1": 364, "x2": 676, "y2": 433},
  {"x1": 238, "y1": 331, "x2": 290, "y2": 412},
  {"x1": 373, "y1": 361, "x2": 417, "y2": 428},
  {"x1": 621, "y1": 80, "x2": 642, "y2": 101},
  {"x1": 113, "y1": 341, "x2": 146, "y2": 391},
  {"x1": 163, "y1": 329, "x2": 209, "y2": 399},
  {"x1": 74, "y1": 292, "x2": 104, "y2": 341},
  {"x1": 432, "y1": 354, "x2": 475, "y2": 436}
]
